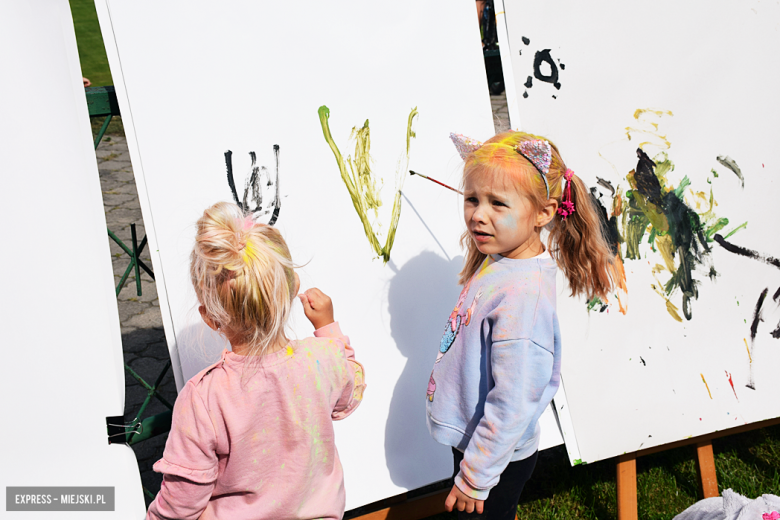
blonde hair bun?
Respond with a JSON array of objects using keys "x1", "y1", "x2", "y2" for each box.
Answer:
[{"x1": 191, "y1": 202, "x2": 296, "y2": 356}]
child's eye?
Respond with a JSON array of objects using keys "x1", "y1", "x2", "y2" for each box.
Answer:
[
  {"x1": 465, "y1": 197, "x2": 478, "y2": 204},
  {"x1": 492, "y1": 200, "x2": 507, "y2": 207}
]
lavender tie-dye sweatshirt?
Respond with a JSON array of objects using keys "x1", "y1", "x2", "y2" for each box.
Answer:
[{"x1": 426, "y1": 253, "x2": 561, "y2": 500}]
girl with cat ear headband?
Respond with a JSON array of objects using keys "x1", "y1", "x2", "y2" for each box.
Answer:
[{"x1": 427, "y1": 131, "x2": 616, "y2": 519}]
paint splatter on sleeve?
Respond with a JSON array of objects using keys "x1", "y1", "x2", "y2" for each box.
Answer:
[{"x1": 311, "y1": 321, "x2": 366, "y2": 420}]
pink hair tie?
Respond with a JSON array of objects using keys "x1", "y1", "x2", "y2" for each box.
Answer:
[
  {"x1": 557, "y1": 169, "x2": 576, "y2": 219},
  {"x1": 242, "y1": 216, "x2": 255, "y2": 231}
]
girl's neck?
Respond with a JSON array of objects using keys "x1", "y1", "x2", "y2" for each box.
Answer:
[
  {"x1": 502, "y1": 233, "x2": 545, "y2": 259},
  {"x1": 230, "y1": 335, "x2": 289, "y2": 356}
]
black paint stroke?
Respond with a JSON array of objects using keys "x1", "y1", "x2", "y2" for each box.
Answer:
[
  {"x1": 522, "y1": 36, "x2": 530, "y2": 45},
  {"x1": 225, "y1": 150, "x2": 241, "y2": 207},
  {"x1": 590, "y1": 188, "x2": 621, "y2": 257},
  {"x1": 533, "y1": 49, "x2": 561, "y2": 90},
  {"x1": 716, "y1": 155, "x2": 745, "y2": 188},
  {"x1": 750, "y1": 288, "x2": 768, "y2": 341},
  {"x1": 633, "y1": 149, "x2": 713, "y2": 320},
  {"x1": 745, "y1": 288, "x2": 768, "y2": 390},
  {"x1": 634, "y1": 149, "x2": 664, "y2": 205},
  {"x1": 525, "y1": 76, "x2": 533, "y2": 88},
  {"x1": 268, "y1": 145, "x2": 281, "y2": 226},
  {"x1": 224, "y1": 146, "x2": 281, "y2": 225},
  {"x1": 640, "y1": 356, "x2": 646, "y2": 366},
  {"x1": 596, "y1": 177, "x2": 616, "y2": 197},
  {"x1": 713, "y1": 234, "x2": 780, "y2": 270},
  {"x1": 772, "y1": 286, "x2": 780, "y2": 339}
]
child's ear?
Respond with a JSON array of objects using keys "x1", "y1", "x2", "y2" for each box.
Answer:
[
  {"x1": 293, "y1": 272, "x2": 300, "y2": 297},
  {"x1": 537, "y1": 199, "x2": 558, "y2": 227},
  {"x1": 199, "y1": 305, "x2": 220, "y2": 331}
]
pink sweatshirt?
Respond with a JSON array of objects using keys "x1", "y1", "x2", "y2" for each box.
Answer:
[{"x1": 146, "y1": 322, "x2": 365, "y2": 520}]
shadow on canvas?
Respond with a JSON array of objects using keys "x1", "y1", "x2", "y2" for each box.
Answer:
[{"x1": 385, "y1": 250, "x2": 464, "y2": 487}]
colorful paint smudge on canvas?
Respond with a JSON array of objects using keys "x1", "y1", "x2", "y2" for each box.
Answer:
[
  {"x1": 318, "y1": 106, "x2": 418, "y2": 262},
  {"x1": 590, "y1": 110, "x2": 748, "y2": 321}
]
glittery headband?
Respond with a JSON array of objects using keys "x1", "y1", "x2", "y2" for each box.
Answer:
[
  {"x1": 450, "y1": 133, "x2": 483, "y2": 160},
  {"x1": 449, "y1": 133, "x2": 554, "y2": 199},
  {"x1": 515, "y1": 140, "x2": 552, "y2": 199}
]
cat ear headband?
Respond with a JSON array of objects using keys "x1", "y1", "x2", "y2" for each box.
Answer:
[{"x1": 449, "y1": 133, "x2": 576, "y2": 219}]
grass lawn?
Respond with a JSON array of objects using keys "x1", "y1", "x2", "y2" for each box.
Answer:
[
  {"x1": 70, "y1": 0, "x2": 125, "y2": 137},
  {"x1": 69, "y1": 0, "x2": 112, "y2": 86},
  {"x1": 422, "y1": 422, "x2": 780, "y2": 519}
]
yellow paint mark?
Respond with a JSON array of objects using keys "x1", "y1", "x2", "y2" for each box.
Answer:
[
  {"x1": 655, "y1": 234, "x2": 676, "y2": 273},
  {"x1": 286, "y1": 345, "x2": 294, "y2": 357},
  {"x1": 626, "y1": 108, "x2": 674, "y2": 152},
  {"x1": 633, "y1": 108, "x2": 674, "y2": 119},
  {"x1": 649, "y1": 279, "x2": 683, "y2": 322},
  {"x1": 744, "y1": 338, "x2": 752, "y2": 363},
  {"x1": 701, "y1": 373, "x2": 712, "y2": 399}
]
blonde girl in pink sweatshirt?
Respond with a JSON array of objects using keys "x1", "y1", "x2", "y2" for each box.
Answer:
[{"x1": 146, "y1": 201, "x2": 366, "y2": 520}]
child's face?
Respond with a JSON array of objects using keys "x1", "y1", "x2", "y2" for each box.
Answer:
[{"x1": 463, "y1": 175, "x2": 546, "y2": 259}]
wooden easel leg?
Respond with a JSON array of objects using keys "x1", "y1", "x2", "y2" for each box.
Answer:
[
  {"x1": 695, "y1": 440, "x2": 719, "y2": 498},
  {"x1": 617, "y1": 453, "x2": 638, "y2": 520}
]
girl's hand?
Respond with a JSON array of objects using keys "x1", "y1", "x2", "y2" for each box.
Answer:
[
  {"x1": 444, "y1": 484, "x2": 484, "y2": 514},
  {"x1": 298, "y1": 288, "x2": 334, "y2": 330}
]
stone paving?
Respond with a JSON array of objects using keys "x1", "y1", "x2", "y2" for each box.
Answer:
[
  {"x1": 96, "y1": 92, "x2": 510, "y2": 508},
  {"x1": 96, "y1": 135, "x2": 175, "y2": 505}
]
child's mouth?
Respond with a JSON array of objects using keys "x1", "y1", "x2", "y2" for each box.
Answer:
[{"x1": 472, "y1": 230, "x2": 492, "y2": 243}]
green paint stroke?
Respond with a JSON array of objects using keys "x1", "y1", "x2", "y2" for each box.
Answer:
[
  {"x1": 318, "y1": 105, "x2": 418, "y2": 262},
  {"x1": 618, "y1": 150, "x2": 748, "y2": 320}
]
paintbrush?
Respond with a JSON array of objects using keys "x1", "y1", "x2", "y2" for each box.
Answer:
[{"x1": 409, "y1": 170, "x2": 463, "y2": 195}]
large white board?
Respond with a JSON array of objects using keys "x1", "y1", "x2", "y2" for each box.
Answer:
[
  {"x1": 499, "y1": 0, "x2": 780, "y2": 464},
  {"x1": 0, "y1": 2, "x2": 145, "y2": 518},
  {"x1": 95, "y1": 0, "x2": 567, "y2": 509}
]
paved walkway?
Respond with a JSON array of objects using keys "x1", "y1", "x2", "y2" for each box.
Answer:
[
  {"x1": 97, "y1": 92, "x2": 510, "y2": 506},
  {"x1": 97, "y1": 136, "x2": 175, "y2": 503}
]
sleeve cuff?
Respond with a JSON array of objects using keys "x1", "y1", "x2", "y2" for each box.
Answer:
[
  {"x1": 454, "y1": 472, "x2": 491, "y2": 501},
  {"x1": 152, "y1": 458, "x2": 218, "y2": 484},
  {"x1": 313, "y1": 321, "x2": 342, "y2": 338}
]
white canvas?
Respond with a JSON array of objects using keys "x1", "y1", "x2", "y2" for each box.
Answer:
[
  {"x1": 96, "y1": 0, "x2": 567, "y2": 509},
  {"x1": 500, "y1": 0, "x2": 780, "y2": 464},
  {"x1": 0, "y1": 1, "x2": 145, "y2": 517}
]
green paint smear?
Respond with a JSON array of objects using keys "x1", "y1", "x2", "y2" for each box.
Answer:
[
  {"x1": 602, "y1": 147, "x2": 748, "y2": 321},
  {"x1": 587, "y1": 296, "x2": 602, "y2": 311},
  {"x1": 574, "y1": 459, "x2": 587, "y2": 466},
  {"x1": 318, "y1": 105, "x2": 418, "y2": 262},
  {"x1": 723, "y1": 221, "x2": 747, "y2": 239}
]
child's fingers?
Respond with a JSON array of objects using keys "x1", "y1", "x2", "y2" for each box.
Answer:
[
  {"x1": 298, "y1": 293, "x2": 312, "y2": 313},
  {"x1": 444, "y1": 487, "x2": 457, "y2": 512},
  {"x1": 475, "y1": 500, "x2": 484, "y2": 514},
  {"x1": 305, "y1": 288, "x2": 330, "y2": 309}
]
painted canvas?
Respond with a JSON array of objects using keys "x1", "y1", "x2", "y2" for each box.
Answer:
[
  {"x1": 0, "y1": 1, "x2": 145, "y2": 516},
  {"x1": 500, "y1": 0, "x2": 780, "y2": 464},
  {"x1": 96, "y1": 0, "x2": 567, "y2": 509}
]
